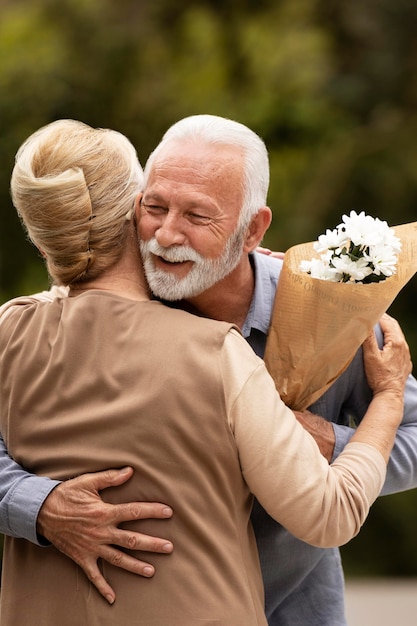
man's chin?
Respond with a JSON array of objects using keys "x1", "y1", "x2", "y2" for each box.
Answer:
[{"x1": 146, "y1": 274, "x2": 194, "y2": 301}]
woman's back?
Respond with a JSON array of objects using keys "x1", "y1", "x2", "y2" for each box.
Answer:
[{"x1": 0, "y1": 291, "x2": 266, "y2": 625}]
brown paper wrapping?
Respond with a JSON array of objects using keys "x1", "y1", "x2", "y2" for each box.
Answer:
[{"x1": 264, "y1": 221, "x2": 417, "y2": 410}]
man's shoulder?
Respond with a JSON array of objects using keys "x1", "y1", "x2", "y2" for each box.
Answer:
[
  {"x1": 251, "y1": 252, "x2": 283, "y2": 297},
  {"x1": 252, "y1": 251, "x2": 283, "y2": 280}
]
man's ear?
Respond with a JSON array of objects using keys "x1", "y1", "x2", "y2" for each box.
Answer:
[{"x1": 243, "y1": 206, "x2": 273, "y2": 252}]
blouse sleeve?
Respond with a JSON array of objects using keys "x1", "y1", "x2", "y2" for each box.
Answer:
[
  {"x1": 0, "y1": 286, "x2": 68, "y2": 322},
  {"x1": 220, "y1": 328, "x2": 386, "y2": 548}
]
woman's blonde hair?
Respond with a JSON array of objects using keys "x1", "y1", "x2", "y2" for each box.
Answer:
[{"x1": 11, "y1": 119, "x2": 143, "y2": 286}]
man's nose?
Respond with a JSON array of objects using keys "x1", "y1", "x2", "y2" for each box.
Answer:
[{"x1": 155, "y1": 214, "x2": 186, "y2": 247}]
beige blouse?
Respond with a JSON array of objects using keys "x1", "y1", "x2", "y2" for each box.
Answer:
[{"x1": 0, "y1": 291, "x2": 385, "y2": 625}]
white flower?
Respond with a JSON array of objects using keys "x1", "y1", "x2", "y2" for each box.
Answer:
[
  {"x1": 377, "y1": 226, "x2": 402, "y2": 253},
  {"x1": 341, "y1": 211, "x2": 380, "y2": 247},
  {"x1": 313, "y1": 228, "x2": 349, "y2": 253},
  {"x1": 300, "y1": 257, "x2": 342, "y2": 281},
  {"x1": 363, "y1": 244, "x2": 399, "y2": 277},
  {"x1": 300, "y1": 211, "x2": 400, "y2": 284},
  {"x1": 331, "y1": 254, "x2": 373, "y2": 282}
]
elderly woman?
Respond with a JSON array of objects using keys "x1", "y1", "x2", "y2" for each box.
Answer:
[{"x1": 0, "y1": 119, "x2": 411, "y2": 625}]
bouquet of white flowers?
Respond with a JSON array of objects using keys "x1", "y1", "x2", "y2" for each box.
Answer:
[
  {"x1": 264, "y1": 217, "x2": 417, "y2": 410},
  {"x1": 299, "y1": 211, "x2": 402, "y2": 284}
]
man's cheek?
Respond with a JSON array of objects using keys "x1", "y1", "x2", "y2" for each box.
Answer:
[{"x1": 138, "y1": 215, "x2": 153, "y2": 240}]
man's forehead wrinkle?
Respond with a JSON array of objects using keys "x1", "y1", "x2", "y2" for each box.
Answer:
[
  {"x1": 152, "y1": 140, "x2": 243, "y2": 178},
  {"x1": 153, "y1": 158, "x2": 219, "y2": 181},
  {"x1": 147, "y1": 162, "x2": 226, "y2": 200}
]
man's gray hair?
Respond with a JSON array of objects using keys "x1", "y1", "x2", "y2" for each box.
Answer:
[{"x1": 144, "y1": 114, "x2": 270, "y2": 230}]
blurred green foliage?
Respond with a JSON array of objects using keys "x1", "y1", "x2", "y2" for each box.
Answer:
[{"x1": 1, "y1": 0, "x2": 417, "y2": 577}]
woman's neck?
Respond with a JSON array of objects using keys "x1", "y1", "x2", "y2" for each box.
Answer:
[
  {"x1": 69, "y1": 271, "x2": 150, "y2": 301},
  {"x1": 70, "y1": 227, "x2": 150, "y2": 302}
]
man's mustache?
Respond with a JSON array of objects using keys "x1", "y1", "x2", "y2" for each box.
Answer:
[{"x1": 144, "y1": 239, "x2": 203, "y2": 264}]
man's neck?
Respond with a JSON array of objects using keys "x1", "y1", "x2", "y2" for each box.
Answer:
[{"x1": 184, "y1": 255, "x2": 255, "y2": 328}]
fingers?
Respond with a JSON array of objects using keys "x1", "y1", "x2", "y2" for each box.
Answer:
[
  {"x1": 363, "y1": 313, "x2": 413, "y2": 394},
  {"x1": 379, "y1": 314, "x2": 411, "y2": 367},
  {"x1": 77, "y1": 546, "x2": 166, "y2": 603},
  {"x1": 378, "y1": 313, "x2": 403, "y2": 343},
  {"x1": 255, "y1": 246, "x2": 271, "y2": 255},
  {"x1": 71, "y1": 469, "x2": 175, "y2": 525},
  {"x1": 378, "y1": 313, "x2": 411, "y2": 354},
  {"x1": 362, "y1": 328, "x2": 379, "y2": 354},
  {"x1": 104, "y1": 502, "x2": 174, "y2": 553},
  {"x1": 109, "y1": 501, "x2": 173, "y2": 526},
  {"x1": 36, "y1": 469, "x2": 176, "y2": 607},
  {"x1": 77, "y1": 538, "x2": 173, "y2": 604},
  {"x1": 108, "y1": 525, "x2": 174, "y2": 554},
  {"x1": 78, "y1": 467, "x2": 134, "y2": 492},
  {"x1": 364, "y1": 314, "x2": 406, "y2": 354},
  {"x1": 99, "y1": 545, "x2": 162, "y2": 577},
  {"x1": 255, "y1": 246, "x2": 285, "y2": 259},
  {"x1": 79, "y1": 558, "x2": 116, "y2": 605}
]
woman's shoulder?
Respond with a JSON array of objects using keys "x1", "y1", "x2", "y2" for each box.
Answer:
[{"x1": 0, "y1": 286, "x2": 68, "y2": 323}]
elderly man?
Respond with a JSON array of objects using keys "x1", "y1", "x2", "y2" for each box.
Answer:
[{"x1": 1, "y1": 115, "x2": 417, "y2": 625}]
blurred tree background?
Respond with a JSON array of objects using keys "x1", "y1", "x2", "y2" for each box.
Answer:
[{"x1": 1, "y1": 0, "x2": 417, "y2": 578}]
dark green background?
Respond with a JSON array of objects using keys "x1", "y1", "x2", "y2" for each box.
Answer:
[{"x1": 1, "y1": 0, "x2": 417, "y2": 577}]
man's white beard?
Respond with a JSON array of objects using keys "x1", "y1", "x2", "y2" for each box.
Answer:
[{"x1": 140, "y1": 228, "x2": 245, "y2": 301}]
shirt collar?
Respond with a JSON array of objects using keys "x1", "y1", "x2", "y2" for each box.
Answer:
[{"x1": 241, "y1": 252, "x2": 282, "y2": 339}]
